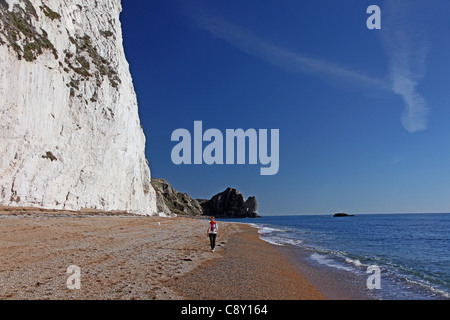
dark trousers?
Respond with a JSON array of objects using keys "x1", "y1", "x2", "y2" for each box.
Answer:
[{"x1": 209, "y1": 233, "x2": 217, "y2": 250}]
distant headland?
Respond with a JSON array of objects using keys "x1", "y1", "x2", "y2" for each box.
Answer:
[{"x1": 151, "y1": 178, "x2": 259, "y2": 218}]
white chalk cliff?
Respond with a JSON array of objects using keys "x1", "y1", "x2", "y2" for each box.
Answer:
[{"x1": 0, "y1": 0, "x2": 161, "y2": 215}]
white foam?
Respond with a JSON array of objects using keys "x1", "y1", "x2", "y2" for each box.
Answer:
[
  {"x1": 405, "y1": 278, "x2": 450, "y2": 299},
  {"x1": 251, "y1": 224, "x2": 287, "y2": 234},
  {"x1": 259, "y1": 236, "x2": 284, "y2": 246},
  {"x1": 259, "y1": 235, "x2": 303, "y2": 247},
  {"x1": 345, "y1": 257, "x2": 366, "y2": 268},
  {"x1": 310, "y1": 253, "x2": 354, "y2": 272},
  {"x1": 249, "y1": 223, "x2": 306, "y2": 247}
]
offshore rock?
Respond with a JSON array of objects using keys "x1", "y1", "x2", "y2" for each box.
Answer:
[{"x1": 333, "y1": 213, "x2": 355, "y2": 217}]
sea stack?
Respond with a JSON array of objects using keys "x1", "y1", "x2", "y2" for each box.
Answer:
[
  {"x1": 0, "y1": 0, "x2": 160, "y2": 215},
  {"x1": 200, "y1": 187, "x2": 259, "y2": 218}
]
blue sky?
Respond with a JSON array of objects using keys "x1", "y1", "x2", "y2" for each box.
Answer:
[{"x1": 121, "y1": 0, "x2": 450, "y2": 215}]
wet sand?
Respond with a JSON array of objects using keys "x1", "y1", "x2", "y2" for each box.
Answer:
[
  {"x1": 274, "y1": 245, "x2": 374, "y2": 300},
  {"x1": 0, "y1": 207, "x2": 325, "y2": 300}
]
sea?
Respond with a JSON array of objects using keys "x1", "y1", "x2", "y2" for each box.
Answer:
[{"x1": 222, "y1": 213, "x2": 449, "y2": 300}]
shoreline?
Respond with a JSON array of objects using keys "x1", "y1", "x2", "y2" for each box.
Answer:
[
  {"x1": 0, "y1": 208, "x2": 341, "y2": 300},
  {"x1": 170, "y1": 223, "x2": 327, "y2": 300},
  {"x1": 227, "y1": 220, "x2": 376, "y2": 300},
  {"x1": 273, "y1": 245, "x2": 375, "y2": 300}
]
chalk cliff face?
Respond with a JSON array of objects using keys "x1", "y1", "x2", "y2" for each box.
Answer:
[{"x1": 0, "y1": 0, "x2": 160, "y2": 215}]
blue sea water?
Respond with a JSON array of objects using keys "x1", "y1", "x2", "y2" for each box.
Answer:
[{"x1": 223, "y1": 213, "x2": 450, "y2": 300}]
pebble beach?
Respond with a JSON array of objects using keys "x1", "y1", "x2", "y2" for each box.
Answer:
[{"x1": 0, "y1": 207, "x2": 325, "y2": 300}]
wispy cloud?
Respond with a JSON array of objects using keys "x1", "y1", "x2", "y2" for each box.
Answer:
[
  {"x1": 187, "y1": 2, "x2": 431, "y2": 133},
  {"x1": 382, "y1": 0, "x2": 430, "y2": 133},
  {"x1": 193, "y1": 13, "x2": 389, "y2": 91}
]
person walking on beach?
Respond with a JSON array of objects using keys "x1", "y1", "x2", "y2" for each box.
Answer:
[{"x1": 207, "y1": 216, "x2": 218, "y2": 252}]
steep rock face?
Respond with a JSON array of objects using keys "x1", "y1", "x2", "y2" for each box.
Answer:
[
  {"x1": 151, "y1": 178, "x2": 203, "y2": 216},
  {"x1": 0, "y1": 0, "x2": 160, "y2": 215},
  {"x1": 200, "y1": 188, "x2": 259, "y2": 218}
]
